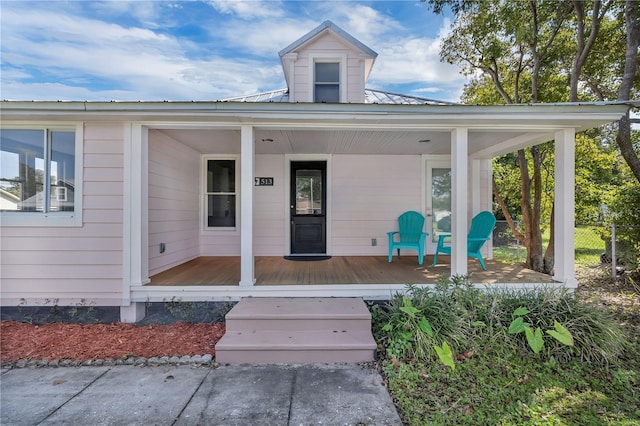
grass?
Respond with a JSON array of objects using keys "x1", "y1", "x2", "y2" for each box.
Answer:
[
  {"x1": 372, "y1": 271, "x2": 640, "y2": 425},
  {"x1": 493, "y1": 226, "x2": 607, "y2": 266},
  {"x1": 384, "y1": 352, "x2": 639, "y2": 425}
]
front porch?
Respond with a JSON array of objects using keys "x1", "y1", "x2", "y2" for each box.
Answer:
[{"x1": 148, "y1": 255, "x2": 556, "y2": 286}]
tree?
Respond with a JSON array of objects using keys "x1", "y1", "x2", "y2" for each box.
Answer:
[{"x1": 425, "y1": 0, "x2": 639, "y2": 273}]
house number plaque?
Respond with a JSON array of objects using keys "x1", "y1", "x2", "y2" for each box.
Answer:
[{"x1": 254, "y1": 177, "x2": 274, "y2": 186}]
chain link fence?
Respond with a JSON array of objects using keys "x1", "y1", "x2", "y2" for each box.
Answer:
[{"x1": 492, "y1": 221, "x2": 640, "y2": 277}]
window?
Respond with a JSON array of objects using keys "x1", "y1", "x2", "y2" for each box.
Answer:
[
  {"x1": 1, "y1": 128, "x2": 77, "y2": 217},
  {"x1": 314, "y1": 62, "x2": 340, "y2": 103},
  {"x1": 205, "y1": 158, "x2": 237, "y2": 229}
]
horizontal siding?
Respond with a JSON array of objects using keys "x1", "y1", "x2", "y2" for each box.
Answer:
[
  {"x1": 2, "y1": 264, "x2": 122, "y2": 280},
  {"x1": 0, "y1": 124, "x2": 124, "y2": 306},
  {"x1": 148, "y1": 130, "x2": 200, "y2": 275},
  {"x1": 254, "y1": 155, "x2": 285, "y2": 255},
  {"x1": 290, "y1": 32, "x2": 365, "y2": 104},
  {"x1": 331, "y1": 155, "x2": 422, "y2": 255},
  {"x1": 200, "y1": 233, "x2": 240, "y2": 256}
]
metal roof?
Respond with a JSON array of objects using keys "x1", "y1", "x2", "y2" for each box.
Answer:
[{"x1": 222, "y1": 88, "x2": 457, "y2": 105}]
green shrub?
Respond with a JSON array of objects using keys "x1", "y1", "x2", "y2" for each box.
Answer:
[
  {"x1": 474, "y1": 287, "x2": 627, "y2": 363},
  {"x1": 373, "y1": 277, "x2": 627, "y2": 365},
  {"x1": 376, "y1": 283, "x2": 466, "y2": 363}
]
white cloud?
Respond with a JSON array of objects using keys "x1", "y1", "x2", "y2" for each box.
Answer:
[
  {"x1": 0, "y1": 4, "x2": 284, "y2": 100},
  {"x1": 207, "y1": 0, "x2": 284, "y2": 19},
  {"x1": 0, "y1": 1, "x2": 466, "y2": 102}
]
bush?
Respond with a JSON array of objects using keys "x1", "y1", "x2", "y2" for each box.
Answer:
[
  {"x1": 373, "y1": 277, "x2": 627, "y2": 366},
  {"x1": 474, "y1": 287, "x2": 627, "y2": 363}
]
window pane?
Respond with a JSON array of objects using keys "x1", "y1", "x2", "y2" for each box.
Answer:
[
  {"x1": 295, "y1": 170, "x2": 322, "y2": 215},
  {"x1": 315, "y1": 62, "x2": 339, "y2": 83},
  {"x1": 0, "y1": 129, "x2": 44, "y2": 212},
  {"x1": 50, "y1": 131, "x2": 75, "y2": 212},
  {"x1": 431, "y1": 168, "x2": 452, "y2": 243},
  {"x1": 207, "y1": 194, "x2": 236, "y2": 227},
  {"x1": 207, "y1": 160, "x2": 235, "y2": 192},
  {"x1": 314, "y1": 84, "x2": 340, "y2": 103}
]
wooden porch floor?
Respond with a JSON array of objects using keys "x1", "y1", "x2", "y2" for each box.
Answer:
[{"x1": 148, "y1": 256, "x2": 556, "y2": 286}]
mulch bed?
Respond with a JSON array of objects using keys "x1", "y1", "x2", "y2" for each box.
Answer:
[{"x1": 0, "y1": 321, "x2": 225, "y2": 362}]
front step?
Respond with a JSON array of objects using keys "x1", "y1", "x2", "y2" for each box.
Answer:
[{"x1": 215, "y1": 298, "x2": 376, "y2": 364}]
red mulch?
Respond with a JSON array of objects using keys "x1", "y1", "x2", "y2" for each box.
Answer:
[{"x1": 0, "y1": 321, "x2": 225, "y2": 362}]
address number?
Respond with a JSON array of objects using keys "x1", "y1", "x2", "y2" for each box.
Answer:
[{"x1": 255, "y1": 177, "x2": 274, "y2": 186}]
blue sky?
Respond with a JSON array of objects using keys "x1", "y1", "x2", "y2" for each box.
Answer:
[{"x1": 0, "y1": 1, "x2": 465, "y2": 103}]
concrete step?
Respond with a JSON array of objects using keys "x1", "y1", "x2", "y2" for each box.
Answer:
[
  {"x1": 215, "y1": 297, "x2": 377, "y2": 364},
  {"x1": 225, "y1": 297, "x2": 372, "y2": 332},
  {"x1": 215, "y1": 330, "x2": 377, "y2": 364}
]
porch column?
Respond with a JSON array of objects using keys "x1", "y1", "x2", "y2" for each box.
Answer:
[
  {"x1": 121, "y1": 123, "x2": 149, "y2": 323},
  {"x1": 239, "y1": 125, "x2": 256, "y2": 286},
  {"x1": 451, "y1": 128, "x2": 469, "y2": 276},
  {"x1": 553, "y1": 128, "x2": 577, "y2": 287}
]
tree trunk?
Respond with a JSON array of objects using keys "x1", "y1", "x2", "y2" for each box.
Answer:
[
  {"x1": 616, "y1": 0, "x2": 640, "y2": 184},
  {"x1": 543, "y1": 203, "x2": 555, "y2": 274},
  {"x1": 493, "y1": 177, "x2": 526, "y2": 244}
]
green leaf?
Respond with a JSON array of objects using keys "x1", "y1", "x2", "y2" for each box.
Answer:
[
  {"x1": 400, "y1": 305, "x2": 420, "y2": 317},
  {"x1": 434, "y1": 341, "x2": 455, "y2": 370},
  {"x1": 471, "y1": 321, "x2": 486, "y2": 328},
  {"x1": 546, "y1": 321, "x2": 574, "y2": 346},
  {"x1": 382, "y1": 323, "x2": 393, "y2": 332},
  {"x1": 400, "y1": 297, "x2": 420, "y2": 317},
  {"x1": 525, "y1": 326, "x2": 544, "y2": 354},
  {"x1": 508, "y1": 317, "x2": 526, "y2": 334},
  {"x1": 418, "y1": 317, "x2": 434, "y2": 337},
  {"x1": 512, "y1": 307, "x2": 529, "y2": 317}
]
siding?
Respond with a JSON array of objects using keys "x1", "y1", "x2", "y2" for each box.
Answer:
[
  {"x1": 148, "y1": 130, "x2": 200, "y2": 275},
  {"x1": 0, "y1": 123, "x2": 124, "y2": 306},
  {"x1": 331, "y1": 155, "x2": 422, "y2": 255},
  {"x1": 290, "y1": 32, "x2": 366, "y2": 103},
  {"x1": 254, "y1": 155, "x2": 286, "y2": 255}
]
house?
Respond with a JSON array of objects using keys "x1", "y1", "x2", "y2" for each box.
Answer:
[{"x1": 0, "y1": 20, "x2": 629, "y2": 323}]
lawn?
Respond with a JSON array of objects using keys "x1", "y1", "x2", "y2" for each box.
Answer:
[
  {"x1": 371, "y1": 268, "x2": 640, "y2": 425},
  {"x1": 494, "y1": 225, "x2": 607, "y2": 266}
]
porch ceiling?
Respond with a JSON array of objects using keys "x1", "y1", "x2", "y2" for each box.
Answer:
[{"x1": 155, "y1": 128, "x2": 548, "y2": 157}]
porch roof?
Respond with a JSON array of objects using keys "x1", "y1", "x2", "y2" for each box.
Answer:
[
  {"x1": 0, "y1": 99, "x2": 628, "y2": 130},
  {"x1": 2, "y1": 100, "x2": 628, "y2": 158}
]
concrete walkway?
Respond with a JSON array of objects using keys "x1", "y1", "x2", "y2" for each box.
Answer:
[{"x1": 1, "y1": 364, "x2": 402, "y2": 425}]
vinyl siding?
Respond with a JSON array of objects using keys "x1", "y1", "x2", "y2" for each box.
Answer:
[
  {"x1": 148, "y1": 130, "x2": 200, "y2": 275},
  {"x1": 254, "y1": 155, "x2": 286, "y2": 255},
  {"x1": 331, "y1": 155, "x2": 422, "y2": 255},
  {"x1": 0, "y1": 123, "x2": 124, "y2": 306},
  {"x1": 290, "y1": 32, "x2": 366, "y2": 103}
]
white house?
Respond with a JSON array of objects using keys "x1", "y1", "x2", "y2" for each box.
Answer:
[{"x1": 0, "y1": 20, "x2": 629, "y2": 323}]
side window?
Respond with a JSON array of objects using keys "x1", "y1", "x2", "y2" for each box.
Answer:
[
  {"x1": 314, "y1": 62, "x2": 340, "y2": 103},
  {"x1": 1, "y1": 128, "x2": 76, "y2": 214},
  {"x1": 205, "y1": 158, "x2": 237, "y2": 229}
]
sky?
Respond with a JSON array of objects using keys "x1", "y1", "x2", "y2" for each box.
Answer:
[{"x1": 0, "y1": 0, "x2": 465, "y2": 103}]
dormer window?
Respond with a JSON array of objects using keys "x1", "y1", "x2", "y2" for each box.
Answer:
[{"x1": 314, "y1": 62, "x2": 340, "y2": 103}]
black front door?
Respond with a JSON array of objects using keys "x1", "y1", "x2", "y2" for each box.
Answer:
[{"x1": 290, "y1": 161, "x2": 327, "y2": 254}]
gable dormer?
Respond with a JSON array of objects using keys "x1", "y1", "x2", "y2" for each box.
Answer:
[{"x1": 278, "y1": 20, "x2": 377, "y2": 103}]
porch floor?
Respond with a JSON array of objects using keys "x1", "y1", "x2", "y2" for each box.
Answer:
[{"x1": 148, "y1": 256, "x2": 556, "y2": 286}]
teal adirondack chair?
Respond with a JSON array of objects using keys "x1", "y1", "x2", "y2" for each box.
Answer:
[
  {"x1": 432, "y1": 211, "x2": 497, "y2": 270},
  {"x1": 387, "y1": 211, "x2": 428, "y2": 265}
]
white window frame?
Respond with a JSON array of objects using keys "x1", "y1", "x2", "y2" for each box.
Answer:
[
  {"x1": 0, "y1": 123, "x2": 83, "y2": 227},
  {"x1": 308, "y1": 53, "x2": 347, "y2": 103},
  {"x1": 201, "y1": 154, "x2": 240, "y2": 233}
]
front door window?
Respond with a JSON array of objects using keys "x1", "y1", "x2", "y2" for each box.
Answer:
[{"x1": 295, "y1": 170, "x2": 322, "y2": 215}]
